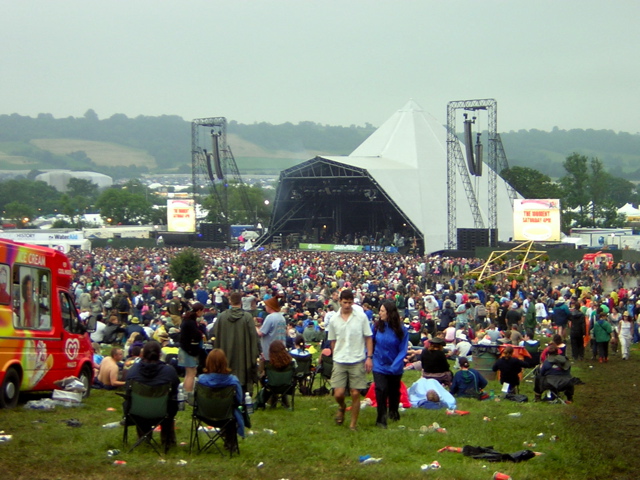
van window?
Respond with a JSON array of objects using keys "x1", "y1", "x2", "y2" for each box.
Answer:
[
  {"x1": 13, "y1": 265, "x2": 52, "y2": 330},
  {"x1": 60, "y1": 292, "x2": 81, "y2": 334},
  {"x1": 0, "y1": 263, "x2": 10, "y2": 305}
]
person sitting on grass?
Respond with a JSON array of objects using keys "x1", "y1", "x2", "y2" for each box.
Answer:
[
  {"x1": 420, "y1": 337, "x2": 453, "y2": 386},
  {"x1": 449, "y1": 357, "x2": 488, "y2": 398},
  {"x1": 492, "y1": 345, "x2": 528, "y2": 394},
  {"x1": 408, "y1": 377, "x2": 456, "y2": 410}
]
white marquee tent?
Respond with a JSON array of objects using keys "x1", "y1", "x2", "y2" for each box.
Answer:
[{"x1": 319, "y1": 100, "x2": 518, "y2": 252}]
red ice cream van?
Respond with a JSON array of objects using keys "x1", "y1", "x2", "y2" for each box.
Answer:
[{"x1": 0, "y1": 238, "x2": 94, "y2": 408}]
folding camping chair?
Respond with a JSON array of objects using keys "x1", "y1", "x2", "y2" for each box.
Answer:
[
  {"x1": 291, "y1": 354, "x2": 314, "y2": 396},
  {"x1": 189, "y1": 384, "x2": 239, "y2": 456},
  {"x1": 262, "y1": 362, "x2": 296, "y2": 410},
  {"x1": 122, "y1": 381, "x2": 172, "y2": 456},
  {"x1": 311, "y1": 352, "x2": 333, "y2": 395}
]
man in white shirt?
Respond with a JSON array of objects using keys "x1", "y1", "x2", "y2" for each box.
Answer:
[{"x1": 327, "y1": 289, "x2": 373, "y2": 431}]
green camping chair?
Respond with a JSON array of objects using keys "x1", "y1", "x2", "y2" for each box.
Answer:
[
  {"x1": 122, "y1": 381, "x2": 172, "y2": 456},
  {"x1": 262, "y1": 362, "x2": 296, "y2": 410},
  {"x1": 290, "y1": 354, "x2": 314, "y2": 396},
  {"x1": 190, "y1": 384, "x2": 239, "y2": 457}
]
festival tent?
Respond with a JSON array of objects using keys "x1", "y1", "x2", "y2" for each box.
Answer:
[{"x1": 265, "y1": 100, "x2": 518, "y2": 253}]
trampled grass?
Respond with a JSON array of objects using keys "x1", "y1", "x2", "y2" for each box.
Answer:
[{"x1": 0, "y1": 354, "x2": 633, "y2": 480}]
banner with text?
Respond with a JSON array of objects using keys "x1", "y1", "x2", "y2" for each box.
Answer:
[
  {"x1": 298, "y1": 243, "x2": 398, "y2": 253},
  {"x1": 513, "y1": 199, "x2": 561, "y2": 241},
  {"x1": 167, "y1": 199, "x2": 196, "y2": 233}
]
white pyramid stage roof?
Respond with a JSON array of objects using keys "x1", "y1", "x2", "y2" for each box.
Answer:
[{"x1": 321, "y1": 100, "x2": 517, "y2": 253}]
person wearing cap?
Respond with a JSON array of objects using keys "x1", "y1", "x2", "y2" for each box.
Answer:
[
  {"x1": 257, "y1": 297, "x2": 287, "y2": 364},
  {"x1": 551, "y1": 296, "x2": 570, "y2": 339},
  {"x1": 168, "y1": 291, "x2": 184, "y2": 328},
  {"x1": 450, "y1": 357, "x2": 488, "y2": 398},
  {"x1": 124, "y1": 316, "x2": 148, "y2": 342},
  {"x1": 592, "y1": 311, "x2": 613, "y2": 363},
  {"x1": 420, "y1": 336, "x2": 453, "y2": 387}
]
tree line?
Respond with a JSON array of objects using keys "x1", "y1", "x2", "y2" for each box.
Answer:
[{"x1": 1, "y1": 110, "x2": 639, "y2": 179}]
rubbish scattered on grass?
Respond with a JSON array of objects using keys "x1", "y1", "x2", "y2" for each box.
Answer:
[
  {"x1": 483, "y1": 416, "x2": 492, "y2": 422},
  {"x1": 24, "y1": 399, "x2": 56, "y2": 410},
  {"x1": 397, "y1": 425, "x2": 406, "y2": 430},
  {"x1": 438, "y1": 446, "x2": 462, "y2": 453},
  {"x1": 102, "y1": 422, "x2": 120, "y2": 429},
  {"x1": 61, "y1": 418, "x2": 82, "y2": 427},
  {"x1": 493, "y1": 472, "x2": 512, "y2": 479},
  {"x1": 550, "y1": 435, "x2": 559, "y2": 442},
  {"x1": 263, "y1": 428, "x2": 276, "y2": 435},
  {"x1": 257, "y1": 462, "x2": 265, "y2": 468},
  {"x1": 523, "y1": 442, "x2": 536, "y2": 447},
  {"x1": 112, "y1": 460, "x2": 127, "y2": 466},
  {"x1": 462, "y1": 445, "x2": 537, "y2": 463},
  {"x1": 421, "y1": 461, "x2": 441, "y2": 471},
  {"x1": 198, "y1": 426, "x2": 220, "y2": 432},
  {"x1": 0, "y1": 435, "x2": 13, "y2": 443},
  {"x1": 176, "y1": 459, "x2": 188, "y2": 466},
  {"x1": 158, "y1": 459, "x2": 166, "y2": 464},
  {"x1": 536, "y1": 432, "x2": 544, "y2": 437},
  {"x1": 106, "y1": 449, "x2": 120, "y2": 457},
  {"x1": 106, "y1": 407, "x2": 116, "y2": 412},
  {"x1": 446, "y1": 409, "x2": 470, "y2": 416},
  {"x1": 507, "y1": 412, "x2": 522, "y2": 418},
  {"x1": 360, "y1": 457, "x2": 382, "y2": 464}
]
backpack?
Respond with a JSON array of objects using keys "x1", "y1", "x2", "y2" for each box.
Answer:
[{"x1": 476, "y1": 304, "x2": 487, "y2": 317}]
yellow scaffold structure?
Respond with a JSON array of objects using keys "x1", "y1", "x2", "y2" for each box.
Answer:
[{"x1": 467, "y1": 240, "x2": 548, "y2": 282}]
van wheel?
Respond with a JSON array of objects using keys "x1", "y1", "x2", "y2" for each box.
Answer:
[
  {"x1": 79, "y1": 365, "x2": 92, "y2": 398},
  {"x1": 0, "y1": 369, "x2": 21, "y2": 409}
]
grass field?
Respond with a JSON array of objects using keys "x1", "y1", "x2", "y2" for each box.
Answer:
[
  {"x1": 30, "y1": 139, "x2": 156, "y2": 168},
  {"x1": 0, "y1": 346, "x2": 637, "y2": 480}
]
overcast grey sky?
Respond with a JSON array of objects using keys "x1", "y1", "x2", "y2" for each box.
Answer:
[{"x1": 2, "y1": 1, "x2": 639, "y2": 133}]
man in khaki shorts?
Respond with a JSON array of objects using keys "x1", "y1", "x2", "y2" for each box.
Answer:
[{"x1": 328, "y1": 289, "x2": 373, "y2": 431}]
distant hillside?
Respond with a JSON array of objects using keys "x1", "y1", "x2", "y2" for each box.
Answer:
[{"x1": 0, "y1": 111, "x2": 639, "y2": 180}]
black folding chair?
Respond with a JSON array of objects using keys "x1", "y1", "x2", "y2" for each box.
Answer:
[
  {"x1": 313, "y1": 353, "x2": 333, "y2": 394},
  {"x1": 122, "y1": 381, "x2": 172, "y2": 456},
  {"x1": 263, "y1": 362, "x2": 296, "y2": 410},
  {"x1": 190, "y1": 384, "x2": 239, "y2": 457},
  {"x1": 291, "y1": 354, "x2": 314, "y2": 396}
]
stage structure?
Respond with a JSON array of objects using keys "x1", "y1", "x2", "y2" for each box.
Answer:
[
  {"x1": 191, "y1": 117, "x2": 256, "y2": 241},
  {"x1": 466, "y1": 240, "x2": 547, "y2": 282},
  {"x1": 446, "y1": 99, "x2": 518, "y2": 250},
  {"x1": 256, "y1": 100, "x2": 519, "y2": 254}
]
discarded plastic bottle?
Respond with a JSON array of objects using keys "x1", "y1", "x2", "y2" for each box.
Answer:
[
  {"x1": 361, "y1": 457, "x2": 382, "y2": 465},
  {"x1": 102, "y1": 422, "x2": 121, "y2": 429},
  {"x1": 178, "y1": 384, "x2": 186, "y2": 411},
  {"x1": 107, "y1": 449, "x2": 120, "y2": 457},
  {"x1": 263, "y1": 428, "x2": 276, "y2": 435},
  {"x1": 507, "y1": 412, "x2": 522, "y2": 417},
  {"x1": 0, "y1": 435, "x2": 13, "y2": 443},
  {"x1": 245, "y1": 392, "x2": 254, "y2": 415}
]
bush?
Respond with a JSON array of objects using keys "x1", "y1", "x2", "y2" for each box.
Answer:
[{"x1": 169, "y1": 248, "x2": 204, "y2": 285}]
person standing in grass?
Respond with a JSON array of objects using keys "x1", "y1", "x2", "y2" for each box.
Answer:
[
  {"x1": 618, "y1": 311, "x2": 634, "y2": 360},
  {"x1": 328, "y1": 289, "x2": 373, "y2": 431},
  {"x1": 592, "y1": 312, "x2": 612, "y2": 363},
  {"x1": 372, "y1": 301, "x2": 408, "y2": 428}
]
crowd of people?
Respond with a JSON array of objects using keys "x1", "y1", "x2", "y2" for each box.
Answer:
[{"x1": 74, "y1": 245, "x2": 640, "y2": 438}]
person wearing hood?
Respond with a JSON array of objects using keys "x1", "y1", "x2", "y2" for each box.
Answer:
[
  {"x1": 213, "y1": 292, "x2": 259, "y2": 393},
  {"x1": 449, "y1": 357, "x2": 488, "y2": 397},
  {"x1": 533, "y1": 343, "x2": 574, "y2": 403},
  {"x1": 124, "y1": 341, "x2": 179, "y2": 447}
]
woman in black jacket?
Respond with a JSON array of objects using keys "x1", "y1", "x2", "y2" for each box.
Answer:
[{"x1": 179, "y1": 302, "x2": 205, "y2": 397}]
